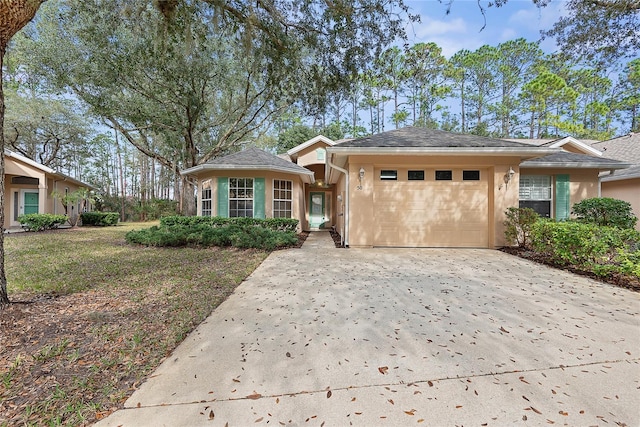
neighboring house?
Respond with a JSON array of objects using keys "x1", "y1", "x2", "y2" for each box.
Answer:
[
  {"x1": 591, "y1": 133, "x2": 640, "y2": 230},
  {"x1": 181, "y1": 127, "x2": 629, "y2": 248},
  {"x1": 3, "y1": 150, "x2": 93, "y2": 230}
]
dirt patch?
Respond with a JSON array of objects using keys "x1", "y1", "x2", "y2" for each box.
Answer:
[{"x1": 500, "y1": 246, "x2": 640, "y2": 293}]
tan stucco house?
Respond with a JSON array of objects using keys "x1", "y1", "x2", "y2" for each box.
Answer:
[
  {"x1": 181, "y1": 127, "x2": 629, "y2": 248},
  {"x1": 3, "y1": 150, "x2": 93, "y2": 230},
  {"x1": 591, "y1": 133, "x2": 640, "y2": 230}
]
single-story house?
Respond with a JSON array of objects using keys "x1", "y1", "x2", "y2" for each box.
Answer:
[
  {"x1": 181, "y1": 127, "x2": 630, "y2": 248},
  {"x1": 3, "y1": 150, "x2": 93, "y2": 230},
  {"x1": 591, "y1": 133, "x2": 640, "y2": 230}
]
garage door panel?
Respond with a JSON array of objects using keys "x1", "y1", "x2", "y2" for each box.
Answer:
[{"x1": 373, "y1": 178, "x2": 488, "y2": 247}]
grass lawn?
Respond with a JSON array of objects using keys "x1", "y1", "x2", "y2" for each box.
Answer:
[{"x1": 0, "y1": 223, "x2": 269, "y2": 426}]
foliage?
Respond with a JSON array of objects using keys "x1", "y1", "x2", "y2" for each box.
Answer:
[
  {"x1": 572, "y1": 197, "x2": 638, "y2": 229},
  {"x1": 51, "y1": 187, "x2": 95, "y2": 227},
  {"x1": 17, "y1": 213, "x2": 68, "y2": 231},
  {"x1": 529, "y1": 220, "x2": 640, "y2": 278},
  {"x1": 160, "y1": 215, "x2": 299, "y2": 232},
  {"x1": 503, "y1": 207, "x2": 539, "y2": 247},
  {"x1": 80, "y1": 212, "x2": 119, "y2": 226},
  {"x1": 126, "y1": 221, "x2": 298, "y2": 250}
]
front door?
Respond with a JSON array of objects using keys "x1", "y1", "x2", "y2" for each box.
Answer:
[
  {"x1": 23, "y1": 192, "x2": 39, "y2": 215},
  {"x1": 309, "y1": 192, "x2": 325, "y2": 229}
]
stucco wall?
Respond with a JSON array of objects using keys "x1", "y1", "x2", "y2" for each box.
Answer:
[
  {"x1": 519, "y1": 168, "x2": 600, "y2": 219},
  {"x1": 344, "y1": 155, "x2": 522, "y2": 248},
  {"x1": 296, "y1": 144, "x2": 328, "y2": 168},
  {"x1": 601, "y1": 178, "x2": 640, "y2": 231},
  {"x1": 193, "y1": 170, "x2": 307, "y2": 230}
]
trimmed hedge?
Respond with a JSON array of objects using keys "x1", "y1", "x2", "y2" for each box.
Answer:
[
  {"x1": 17, "y1": 214, "x2": 68, "y2": 231},
  {"x1": 159, "y1": 215, "x2": 299, "y2": 232},
  {"x1": 572, "y1": 197, "x2": 637, "y2": 229},
  {"x1": 125, "y1": 222, "x2": 298, "y2": 250},
  {"x1": 80, "y1": 212, "x2": 120, "y2": 226},
  {"x1": 530, "y1": 220, "x2": 640, "y2": 278}
]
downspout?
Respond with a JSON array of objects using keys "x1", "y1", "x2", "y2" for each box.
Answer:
[{"x1": 326, "y1": 153, "x2": 349, "y2": 247}]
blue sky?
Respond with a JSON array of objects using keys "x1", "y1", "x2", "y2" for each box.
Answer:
[{"x1": 403, "y1": 0, "x2": 567, "y2": 57}]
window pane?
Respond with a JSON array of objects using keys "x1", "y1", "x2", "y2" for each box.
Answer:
[
  {"x1": 380, "y1": 170, "x2": 397, "y2": 180},
  {"x1": 408, "y1": 170, "x2": 425, "y2": 180},
  {"x1": 463, "y1": 170, "x2": 480, "y2": 181},
  {"x1": 435, "y1": 170, "x2": 452, "y2": 181}
]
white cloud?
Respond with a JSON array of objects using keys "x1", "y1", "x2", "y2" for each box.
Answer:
[
  {"x1": 508, "y1": 2, "x2": 568, "y2": 32},
  {"x1": 413, "y1": 17, "x2": 468, "y2": 37},
  {"x1": 500, "y1": 28, "x2": 518, "y2": 42}
]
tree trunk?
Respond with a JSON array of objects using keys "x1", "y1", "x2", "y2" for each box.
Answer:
[{"x1": 0, "y1": 0, "x2": 47, "y2": 307}]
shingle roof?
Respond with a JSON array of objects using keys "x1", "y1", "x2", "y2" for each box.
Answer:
[
  {"x1": 181, "y1": 147, "x2": 315, "y2": 182},
  {"x1": 336, "y1": 127, "x2": 538, "y2": 148},
  {"x1": 600, "y1": 165, "x2": 640, "y2": 181},
  {"x1": 591, "y1": 133, "x2": 640, "y2": 164},
  {"x1": 520, "y1": 152, "x2": 630, "y2": 169}
]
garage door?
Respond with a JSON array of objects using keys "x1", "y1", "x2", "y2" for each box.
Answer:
[{"x1": 373, "y1": 168, "x2": 489, "y2": 247}]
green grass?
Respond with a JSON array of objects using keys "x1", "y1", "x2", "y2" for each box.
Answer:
[{"x1": 1, "y1": 223, "x2": 269, "y2": 426}]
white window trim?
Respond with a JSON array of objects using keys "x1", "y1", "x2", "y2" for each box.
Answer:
[
  {"x1": 229, "y1": 177, "x2": 254, "y2": 218},
  {"x1": 272, "y1": 179, "x2": 293, "y2": 218},
  {"x1": 201, "y1": 179, "x2": 212, "y2": 217}
]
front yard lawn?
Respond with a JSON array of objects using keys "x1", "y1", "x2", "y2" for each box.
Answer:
[{"x1": 0, "y1": 223, "x2": 268, "y2": 426}]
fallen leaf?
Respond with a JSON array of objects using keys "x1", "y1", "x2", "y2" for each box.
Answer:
[
  {"x1": 327, "y1": 390, "x2": 332, "y2": 398},
  {"x1": 531, "y1": 406, "x2": 542, "y2": 415},
  {"x1": 559, "y1": 411, "x2": 568, "y2": 416},
  {"x1": 499, "y1": 326, "x2": 510, "y2": 333},
  {"x1": 255, "y1": 417, "x2": 263, "y2": 423},
  {"x1": 286, "y1": 352, "x2": 291, "y2": 358},
  {"x1": 388, "y1": 399, "x2": 394, "y2": 405},
  {"x1": 246, "y1": 393, "x2": 262, "y2": 400},
  {"x1": 404, "y1": 409, "x2": 416, "y2": 415},
  {"x1": 427, "y1": 380, "x2": 433, "y2": 387},
  {"x1": 209, "y1": 410, "x2": 214, "y2": 420},
  {"x1": 455, "y1": 405, "x2": 462, "y2": 409},
  {"x1": 378, "y1": 366, "x2": 389, "y2": 374}
]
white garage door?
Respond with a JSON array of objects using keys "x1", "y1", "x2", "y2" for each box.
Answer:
[{"x1": 373, "y1": 168, "x2": 489, "y2": 247}]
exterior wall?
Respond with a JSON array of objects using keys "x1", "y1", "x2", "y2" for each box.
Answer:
[
  {"x1": 601, "y1": 178, "x2": 640, "y2": 231},
  {"x1": 295, "y1": 143, "x2": 329, "y2": 168},
  {"x1": 4, "y1": 157, "x2": 87, "y2": 228},
  {"x1": 344, "y1": 155, "x2": 521, "y2": 248},
  {"x1": 193, "y1": 170, "x2": 307, "y2": 231},
  {"x1": 519, "y1": 168, "x2": 600, "y2": 219}
]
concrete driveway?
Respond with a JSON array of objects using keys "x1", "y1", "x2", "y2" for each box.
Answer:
[{"x1": 97, "y1": 233, "x2": 640, "y2": 426}]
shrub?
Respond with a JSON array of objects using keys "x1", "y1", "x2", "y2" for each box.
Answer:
[
  {"x1": 530, "y1": 220, "x2": 640, "y2": 277},
  {"x1": 159, "y1": 215, "x2": 299, "y2": 232},
  {"x1": 572, "y1": 197, "x2": 637, "y2": 229},
  {"x1": 125, "y1": 222, "x2": 298, "y2": 250},
  {"x1": 80, "y1": 212, "x2": 120, "y2": 226},
  {"x1": 17, "y1": 214, "x2": 68, "y2": 231},
  {"x1": 504, "y1": 207, "x2": 539, "y2": 247}
]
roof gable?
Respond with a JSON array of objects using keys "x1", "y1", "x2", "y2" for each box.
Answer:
[
  {"x1": 544, "y1": 136, "x2": 602, "y2": 156},
  {"x1": 286, "y1": 135, "x2": 336, "y2": 157}
]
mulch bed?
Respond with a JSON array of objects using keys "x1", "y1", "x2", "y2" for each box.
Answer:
[
  {"x1": 329, "y1": 228, "x2": 344, "y2": 248},
  {"x1": 500, "y1": 246, "x2": 640, "y2": 293}
]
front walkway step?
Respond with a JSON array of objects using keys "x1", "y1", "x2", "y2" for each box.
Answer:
[{"x1": 301, "y1": 231, "x2": 336, "y2": 250}]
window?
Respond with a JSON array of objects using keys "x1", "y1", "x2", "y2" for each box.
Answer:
[
  {"x1": 463, "y1": 170, "x2": 480, "y2": 181},
  {"x1": 316, "y1": 148, "x2": 326, "y2": 161},
  {"x1": 435, "y1": 170, "x2": 452, "y2": 181},
  {"x1": 519, "y1": 175, "x2": 551, "y2": 217},
  {"x1": 273, "y1": 180, "x2": 293, "y2": 218},
  {"x1": 201, "y1": 179, "x2": 212, "y2": 217},
  {"x1": 380, "y1": 170, "x2": 398, "y2": 180},
  {"x1": 408, "y1": 170, "x2": 425, "y2": 181},
  {"x1": 229, "y1": 178, "x2": 254, "y2": 217}
]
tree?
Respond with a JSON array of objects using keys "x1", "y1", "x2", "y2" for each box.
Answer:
[
  {"x1": 276, "y1": 124, "x2": 317, "y2": 152},
  {"x1": 1, "y1": 0, "x2": 48, "y2": 306},
  {"x1": 51, "y1": 187, "x2": 94, "y2": 227}
]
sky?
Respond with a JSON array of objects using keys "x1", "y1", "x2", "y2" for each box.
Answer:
[{"x1": 402, "y1": 0, "x2": 567, "y2": 58}]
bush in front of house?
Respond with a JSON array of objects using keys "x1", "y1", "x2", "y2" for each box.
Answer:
[
  {"x1": 503, "y1": 207, "x2": 539, "y2": 248},
  {"x1": 159, "y1": 215, "x2": 299, "y2": 232},
  {"x1": 125, "y1": 222, "x2": 298, "y2": 250},
  {"x1": 80, "y1": 212, "x2": 120, "y2": 226},
  {"x1": 529, "y1": 219, "x2": 640, "y2": 278},
  {"x1": 572, "y1": 197, "x2": 637, "y2": 229},
  {"x1": 17, "y1": 213, "x2": 68, "y2": 231}
]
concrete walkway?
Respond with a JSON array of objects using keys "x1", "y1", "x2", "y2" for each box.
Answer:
[{"x1": 96, "y1": 235, "x2": 640, "y2": 426}]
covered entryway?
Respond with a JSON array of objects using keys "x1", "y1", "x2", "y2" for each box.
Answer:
[{"x1": 373, "y1": 168, "x2": 489, "y2": 247}]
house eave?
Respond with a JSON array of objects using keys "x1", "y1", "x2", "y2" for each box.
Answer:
[
  {"x1": 520, "y1": 161, "x2": 631, "y2": 169},
  {"x1": 600, "y1": 172, "x2": 640, "y2": 182},
  {"x1": 180, "y1": 164, "x2": 315, "y2": 183}
]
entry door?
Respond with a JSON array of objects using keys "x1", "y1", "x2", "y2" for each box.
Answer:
[
  {"x1": 23, "y1": 192, "x2": 39, "y2": 215},
  {"x1": 309, "y1": 192, "x2": 325, "y2": 228}
]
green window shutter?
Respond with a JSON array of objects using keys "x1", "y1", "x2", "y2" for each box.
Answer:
[
  {"x1": 555, "y1": 174, "x2": 570, "y2": 220},
  {"x1": 217, "y1": 177, "x2": 228, "y2": 217},
  {"x1": 254, "y1": 178, "x2": 265, "y2": 219}
]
